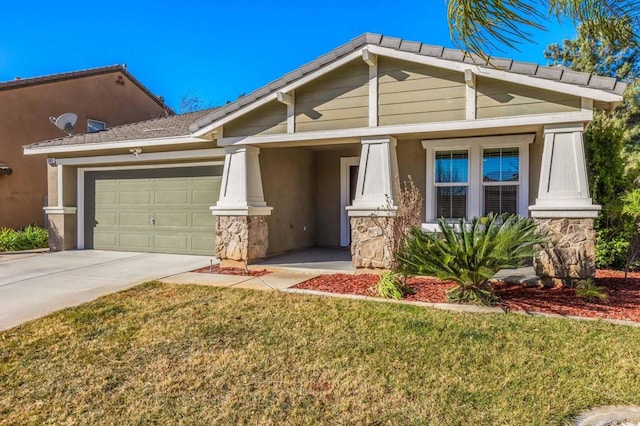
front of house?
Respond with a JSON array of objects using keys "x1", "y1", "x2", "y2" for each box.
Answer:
[{"x1": 24, "y1": 34, "x2": 625, "y2": 282}]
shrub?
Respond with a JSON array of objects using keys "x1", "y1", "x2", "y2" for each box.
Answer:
[
  {"x1": 575, "y1": 278, "x2": 609, "y2": 303},
  {"x1": 397, "y1": 213, "x2": 548, "y2": 306},
  {"x1": 375, "y1": 271, "x2": 415, "y2": 299},
  {"x1": 0, "y1": 225, "x2": 49, "y2": 252}
]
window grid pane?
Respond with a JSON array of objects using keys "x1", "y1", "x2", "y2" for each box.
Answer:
[
  {"x1": 484, "y1": 185, "x2": 518, "y2": 215},
  {"x1": 437, "y1": 186, "x2": 467, "y2": 219},
  {"x1": 483, "y1": 147, "x2": 519, "y2": 182},
  {"x1": 435, "y1": 150, "x2": 468, "y2": 183}
]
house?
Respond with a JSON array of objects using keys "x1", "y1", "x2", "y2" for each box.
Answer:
[
  {"x1": 23, "y1": 34, "x2": 625, "y2": 282},
  {"x1": 0, "y1": 65, "x2": 172, "y2": 229}
]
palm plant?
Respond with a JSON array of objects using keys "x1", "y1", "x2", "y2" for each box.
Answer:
[
  {"x1": 446, "y1": 0, "x2": 640, "y2": 56},
  {"x1": 397, "y1": 213, "x2": 547, "y2": 306}
]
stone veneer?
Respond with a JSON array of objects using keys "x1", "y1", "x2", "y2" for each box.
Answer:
[
  {"x1": 215, "y1": 216, "x2": 269, "y2": 261},
  {"x1": 534, "y1": 218, "x2": 596, "y2": 286},
  {"x1": 350, "y1": 216, "x2": 395, "y2": 269}
]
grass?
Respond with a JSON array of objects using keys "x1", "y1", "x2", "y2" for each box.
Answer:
[{"x1": 1, "y1": 283, "x2": 640, "y2": 424}]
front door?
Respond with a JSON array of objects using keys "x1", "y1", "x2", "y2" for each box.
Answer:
[{"x1": 340, "y1": 157, "x2": 360, "y2": 247}]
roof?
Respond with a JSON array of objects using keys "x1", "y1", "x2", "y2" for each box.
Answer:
[
  {"x1": 189, "y1": 32, "x2": 627, "y2": 132},
  {"x1": 0, "y1": 65, "x2": 173, "y2": 113},
  {"x1": 0, "y1": 163, "x2": 12, "y2": 176},
  {"x1": 26, "y1": 107, "x2": 218, "y2": 149}
]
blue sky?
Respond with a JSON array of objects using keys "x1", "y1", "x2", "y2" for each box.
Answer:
[{"x1": 0, "y1": 1, "x2": 578, "y2": 111}]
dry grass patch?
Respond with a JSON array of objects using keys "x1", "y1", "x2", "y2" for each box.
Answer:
[{"x1": 1, "y1": 282, "x2": 640, "y2": 424}]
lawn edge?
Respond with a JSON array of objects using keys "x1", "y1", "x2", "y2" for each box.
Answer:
[{"x1": 281, "y1": 288, "x2": 640, "y2": 327}]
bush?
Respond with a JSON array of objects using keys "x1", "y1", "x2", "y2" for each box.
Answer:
[
  {"x1": 398, "y1": 214, "x2": 548, "y2": 306},
  {"x1": 0, "y1": 225, "x2": 49, "y2": 252},
  {"x1": 375, "y1": 271, "x2": 415, "y2": 299},
  {"x1": 575, "y1": 278, "x2": 609, "y2": 303}
]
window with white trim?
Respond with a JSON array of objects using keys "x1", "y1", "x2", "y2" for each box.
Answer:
[
  {"x1": 482, "y1": 147, "x2": 519, "y2": 215},
  {"x1": 87, "y1": 119, "x2": 106, "y2": 133},
  {"x1": 422, "y1": 134, "x2": 533, "y2": 224},
  {"x1": 434, "y1": 150, "x2": 468, "y2": 219}
]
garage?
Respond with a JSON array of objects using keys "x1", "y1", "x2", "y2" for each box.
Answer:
[{"x1": 83, "y1": 165, "x2": 222, "y2": 255}]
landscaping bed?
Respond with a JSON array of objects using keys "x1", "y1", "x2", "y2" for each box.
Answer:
[
  {"x1": 192, "y1": 265, "x2": 270, "y2": 277},
  {"x1": 293, "y1": 269, "x2": 640, "y2": 322}
]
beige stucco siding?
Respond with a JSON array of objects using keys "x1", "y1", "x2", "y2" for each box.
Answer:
[
  {"x1": 260, "y1": 147, "x2": 316, "y2": 255},
  {"x1": 476, "y1": 77, "x2": 581, "y2": 119},
  {"x1": 295, "y1": 61, "x2": 369, "y2": 132},
  {"x1": 396, "y1": 139, "x2": 427, "y2": 222},
  {"x1": 315, "y1": 146, "x2": 361, "y2": 247},
  {"x1": 224, "y1": 100, "x2": 287, "y2": 137},
  {"x1": 528, "y1": 140, "x2": 543, "y2": 208},
  {"x1": 378, "y1": 58, "x2": 466, "y2": 126}
]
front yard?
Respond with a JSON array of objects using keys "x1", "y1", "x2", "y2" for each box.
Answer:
[{"x1": 1, "y1": 282, "x2": 640, "y2": 424}]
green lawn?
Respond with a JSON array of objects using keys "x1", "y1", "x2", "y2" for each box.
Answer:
[{"x1": 1, "y1": 282, "x2": 640, "y2": 425}]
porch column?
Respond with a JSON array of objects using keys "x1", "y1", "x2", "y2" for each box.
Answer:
[
  {"x1": 529, "y1": 123, "x2": 599, "y2": 285},
  {"x1": 45, "y1": 164, "x2": 77, "y2": 251},
  {"x1": 210, "y1": 145, "x2": 272, "y2": 263},
  {"x1": 346, "y1": 135, "x2": 398, "y2": 269}
]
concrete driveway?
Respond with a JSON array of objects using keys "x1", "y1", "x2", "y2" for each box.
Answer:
[{"x1": 0, "y1": 250, "x2": 212, "y2": 331}]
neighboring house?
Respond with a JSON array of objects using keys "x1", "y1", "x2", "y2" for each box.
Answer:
[
  {"x1": 0, "y1": 65, "x2": 172, "y2": 229},
  {"x1": 24, "y1": 34, "x2": 625, "y2": 282}
]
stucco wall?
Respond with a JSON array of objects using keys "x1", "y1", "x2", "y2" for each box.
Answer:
[
  {"x1": 260, "y1": 147, "x2": 317, "y2": 255},
  {"x1": 396, "y1": 139, "x2": 427, "y2": 222},
  {"x1": 378, "y1": 57, "x2": 466, "y2": 126},
  {"x1": 315, "y1": 146, "x2": 361, "y2": 247},
  {"x1": 0, "y1": 71, "x2": 168, "y2": 229}
]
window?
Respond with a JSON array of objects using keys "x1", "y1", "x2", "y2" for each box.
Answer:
[
  {"x1": 422, "y1": 134, "x2": 532, "y2": 223},
  {"x1": 434, "y1": 150, "x2": 468, "y2": 219},
  {"x1": 482, "y1": 148, "x2": 519, "y2": 215},
  {"x1": 87, "y1": 119, "x2": 106, "y2": 133}
]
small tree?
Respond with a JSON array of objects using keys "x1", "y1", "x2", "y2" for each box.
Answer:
[
  {"x1": 622, "y1": 190, "x2": 640, "y2": 277},
  {"x1": 371, "y1": 176, "x2": 423, "y2": 298},
  {"x1": 397, "y1": 214, "x2": 548, "y2": 306}
]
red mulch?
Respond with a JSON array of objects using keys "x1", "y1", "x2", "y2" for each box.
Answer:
[
  {"x1": 293, "y1": 270, "x2": 640, "y2": 323},
  {"x1": 192, "y1": 265, "x2": 270, "y2": 277}
]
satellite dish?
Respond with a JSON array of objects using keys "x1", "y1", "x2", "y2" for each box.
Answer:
[{"x1": 49, "y1": 113, "x2": 78, "y2": 136}]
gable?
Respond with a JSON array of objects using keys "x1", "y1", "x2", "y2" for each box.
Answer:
[
  {"x1": 378, "y1": 57, "x2": 466, "y2": 126},
  {"x1": 224, "y1": 100, "x2": 287, "y2": 137},
  {"x1": 295, "y1": 61, "x2": 369, "y2": 132},
  {"x1": 476, "y1": 77, "x2": 582, "y2": 119}
]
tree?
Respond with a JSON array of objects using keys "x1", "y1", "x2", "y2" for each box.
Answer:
[
  {"x1": 545, "y1": 24, "x2": 640, "y2": 269},
  {"x1": 178, "y1": 93, "x2": 209, "y2": 114},
  {"x1": 446, "y1": 0, "x2": 640, "y2": 56}
]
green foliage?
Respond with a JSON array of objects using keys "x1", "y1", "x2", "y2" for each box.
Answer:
[
  {"x1": 398, "y1": 213, "x2": 548, "y2": 306},
  {"x1": 375, "y1": 271, "x2": 415, "y2": 300},
  {"x1": 0, "y1": 225, "x2": 49, "y2": 252},
  {"x1": 595, "y1": 232, "x2": 629, "y2": 269},
  {"x1": 446, "y1": 0, "x2": 640, "y2": 56},
  {"x1": 575, "y1": 278, "x2": 610, "y2": 303}
]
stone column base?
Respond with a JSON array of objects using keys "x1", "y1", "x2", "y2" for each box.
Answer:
[
  {"x1": 215, "y1": 216, "x2": 269, "y2": 263},
  {"x1": 534, "y1": 218, "x2": 596, "y2": 286},
  {"x1": 350, "y1": 216, "x2": 395, "y2": 269}
]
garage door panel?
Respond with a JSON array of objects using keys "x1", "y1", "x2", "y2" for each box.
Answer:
[
  {"x1": 86, "y1": 165, "x2": 222, "y2": 255},
  {"x1": 95, "y1": 191, "x2": 118, "y2": 206},
  {"x1": 95, "y1": 212, "x2": 118, "y2": 226},
  {"x1": 193, "y1": 235, "x2": 216, "y2": 252},
  {"x1": 119, "y1": 233, "x2": 152, "y2": 249},
  {"x1": 120, "y1": 191, "x2": 151, "y2": 205},
  {"x1": 154, "y1": 234, "x2": 189, "y2": 251},
  {"x1": 120, "y1": 212, "x2": 152, "y2": 227},
  {"x1": 93, "y1": 232, "x2": 118, "y2": 248},
  {"x1": 154, "y1": 212, "x2": 190, "y2": 228},
  {"x1": 154, "y1": 190, "x2": 189, "y2": 205},
  {"x1": 193, "y1": 212, "x2": 216, "y2": 228}
]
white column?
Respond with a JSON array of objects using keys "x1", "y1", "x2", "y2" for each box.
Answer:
[
  {"x1": 529, "y1": 123, "x2": 600, "y2": 218},
  {"x1": 210, "y1": 145, "x2": 272, "y2": 216},
  {"x1": 346, "y1": 135, "x2": 398, "y2": 217}
]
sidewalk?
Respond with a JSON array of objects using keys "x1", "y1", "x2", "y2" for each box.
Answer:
[{"x1": 160, "y1": 268, "x2": 319, "y2": 291}]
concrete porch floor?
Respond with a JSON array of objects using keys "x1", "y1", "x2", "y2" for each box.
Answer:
[{"x1": 254, "y1": 247, "x2": 356, "y2": 273}]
